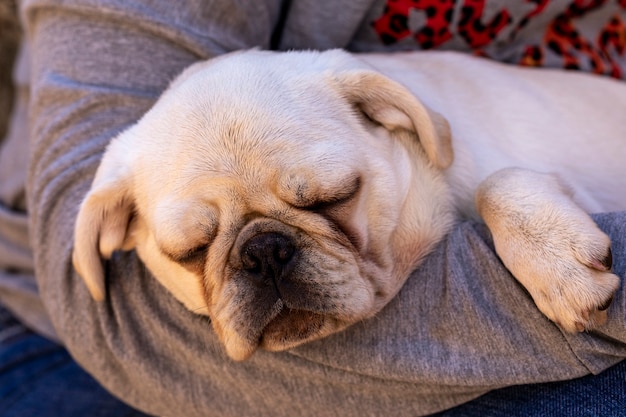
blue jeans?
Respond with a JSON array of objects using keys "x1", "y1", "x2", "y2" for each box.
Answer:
[
  {"x1": 0, "y1": 306, "x2": 149, "y2": 417},
  {"x1": 1, "y1": 305, "x2": 624, "y2": 416},
  {"x1": 433, "y1": 360, "x2": 626, "y2": 416}
]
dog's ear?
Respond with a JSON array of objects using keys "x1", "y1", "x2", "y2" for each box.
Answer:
[
  {"x1": 72, "y1": 143, "x2": 137, "y2": 301},
  {"x1": 335, "y1": 71, "x2": 453, "y2": 169}
]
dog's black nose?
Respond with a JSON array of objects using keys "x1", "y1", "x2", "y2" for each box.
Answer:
[{"x1": 240, "y1": 232, "x2": 296, "y2": 285}]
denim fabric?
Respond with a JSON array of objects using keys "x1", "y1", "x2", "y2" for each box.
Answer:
[
  {"x1": 0, "y1": 306, "x2": 149, "y2": 417},
  {"x1": 434, "y1": 360, "x2": 626, "y2": 417}
]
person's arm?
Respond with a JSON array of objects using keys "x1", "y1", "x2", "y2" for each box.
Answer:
[
  {"x1": 23, "y1": 0, "x2": 288, "y2": 414},
  {"x1": 25, "y1": 0, "x2": 626, "y2": 415}
]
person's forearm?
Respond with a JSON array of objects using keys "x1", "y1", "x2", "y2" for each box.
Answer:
[
  {"x1": 26, "y1": 0, "x2": 200, "y2": 335},
  {"x1": 24, "y1": 0, "x2": 279, "y2": 413}
]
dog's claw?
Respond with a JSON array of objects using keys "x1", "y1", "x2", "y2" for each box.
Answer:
[
  {"x1": 589, "y1": 247, "x2": 613, "y2": 272},
  {"x1": 575, "y1": 321, "x2": 585, "y2": 332},
  {"x1": 598, "y1": 295, "x2": 614, "y2": 311},
  {"x1": 602, "y1": 248, "x2": 613, "y2": 271}
]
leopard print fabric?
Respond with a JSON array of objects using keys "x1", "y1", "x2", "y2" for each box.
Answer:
[{"x1": 371, "y1": 0, "x2": 626, "y2": 79}]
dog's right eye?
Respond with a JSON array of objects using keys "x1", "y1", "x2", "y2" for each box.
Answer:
[
  {"x1": 176, "y1": 245, "x2": 208, "y2": 264},
  {"x1": 162, "y1": 244, "x2": 208, "y2": 274}
]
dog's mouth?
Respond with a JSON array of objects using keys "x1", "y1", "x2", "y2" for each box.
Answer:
[
  {"x1": 260, "y1": 304, "x2": 334, "y2": 350},
  {"x1": 219, "y1": 296, "x2": 350, "y2": 361}
]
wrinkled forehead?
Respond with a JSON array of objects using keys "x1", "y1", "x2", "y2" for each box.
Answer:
[
  {"x1": 134, "y1": 62, "x2": 367, "y2": 199},
  {"x1": 164, "y1": 68, "x2": 364, "y2": 173}
]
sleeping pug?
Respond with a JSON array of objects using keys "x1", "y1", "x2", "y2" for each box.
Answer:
[{"x1": 73, "y1": 49, "x2": 625, "y2": 361}]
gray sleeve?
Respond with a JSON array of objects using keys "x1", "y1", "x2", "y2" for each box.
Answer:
[{"x1": 24, "y1": 1, "x2": 626, "y2": 416}]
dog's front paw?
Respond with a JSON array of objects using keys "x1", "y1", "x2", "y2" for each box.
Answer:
[
  {"x1": 525, "y1": 239, "x2": 617, "y2": 333},
  {"x1": 477, "y1": 168, "x2": 620, "y2": 333}
]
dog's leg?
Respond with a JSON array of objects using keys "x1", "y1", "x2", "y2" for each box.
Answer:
[{"x1": 476, "y1": 168, "x2": 619, "y2": 333}]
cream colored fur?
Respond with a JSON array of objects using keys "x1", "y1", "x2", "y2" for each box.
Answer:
[{"x1": 73, "y1": 50, "x2": 625, "y2": 360}]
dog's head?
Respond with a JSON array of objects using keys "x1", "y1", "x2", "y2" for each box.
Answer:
[{"x1": 73, "y1": 49, "x2": 454, "y2": 360}]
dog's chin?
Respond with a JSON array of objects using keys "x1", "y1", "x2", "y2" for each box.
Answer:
[
  {"x1": 221, "y1": 305, "x2": 347, "y2": 361},
  {"x1": 261, "y1": 308, "x2": 343, "y2": 351}
]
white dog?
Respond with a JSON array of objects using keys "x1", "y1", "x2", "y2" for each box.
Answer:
[{"x1": 73, "y1": 50, "x2": 625, "y2": 361}]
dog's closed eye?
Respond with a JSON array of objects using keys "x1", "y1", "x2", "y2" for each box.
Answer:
[
  {"x1": 164, "y1": 244, "x2": 208, "y2": 264},
  {"x1": 153, "y1": 201, "x2": 219, "y2": 271},
  {"x1": 279, "y1": 174, "x2": 361, "y2": 211},
  {"x1": 281, "y1": 174, "x2": 365, "y2": 251},
  {"x1": 161, "y1": 244, "x2": 209, "y2": 274}
]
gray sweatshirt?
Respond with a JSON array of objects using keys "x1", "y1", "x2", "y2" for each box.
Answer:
[{"x1": 0, "y1": 0, "x2": 624, "y2": 415}]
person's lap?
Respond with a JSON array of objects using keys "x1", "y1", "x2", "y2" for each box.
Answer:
[{"x1": 1, "y1": 304, "x2": 624, "y2": 416}]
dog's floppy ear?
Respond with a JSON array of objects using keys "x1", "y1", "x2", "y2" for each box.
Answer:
[
  {"x1": 72, "y1": 144, "x2": 136, "y2": 301},
  {"x1": 335, "y1": 70, "x2": 453, "y2": 169}
]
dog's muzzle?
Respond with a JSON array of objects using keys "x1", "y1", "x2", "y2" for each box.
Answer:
[{"x1": 220, "y1": 222, "x2": 365, "y2": 359}]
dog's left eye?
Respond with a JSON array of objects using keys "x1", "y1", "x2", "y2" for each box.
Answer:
[{"x1": 293, "y1": 176, "x2": 361, "y2": 211}]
